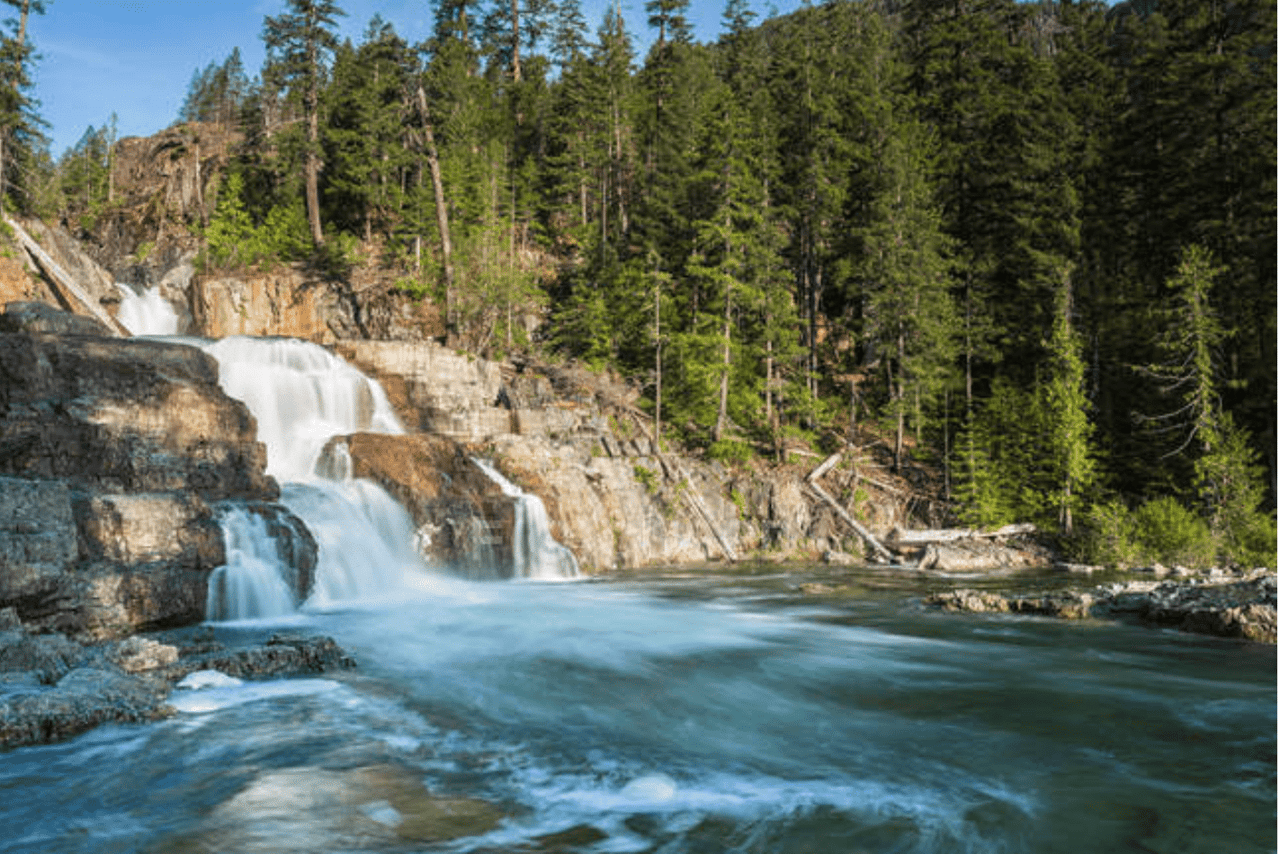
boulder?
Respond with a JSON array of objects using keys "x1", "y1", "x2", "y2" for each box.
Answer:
[
  {"x1": 0, "y1": 300, "x2": 111, "y2": 336},
  {"x1": 0, "y1": 666, "x2": 171, "y2": 748},
  {"x1": 924, "y1": 571, "x2": 1277, "y2": 642}
]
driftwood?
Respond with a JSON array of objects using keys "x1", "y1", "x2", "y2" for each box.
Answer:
[
  {"x1": 806, "y1": 451, "x2": 895, "y2": 564},
  {"x1": 886, "y1": 523, "x2": 1036, "y2": 549},
  {"x1": 6, "y1": 216, "x2": 128, "y2": 336}
]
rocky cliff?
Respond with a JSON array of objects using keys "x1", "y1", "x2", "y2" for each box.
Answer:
[
  {"x1": 0, "y1": 303, "x2": 313, "y2": 638},
  {"x1": 330, "y1": 339, "x2": 914, "y2": 575}
]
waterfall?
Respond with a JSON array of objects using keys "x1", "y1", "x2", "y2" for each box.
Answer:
[
  {"x1": 473, "y1": 458, "x2": 580, "y2": 581},
  {"x1": 116, "y1": 284, "x2": 180, "y2": 336},
  {"x1": 206, "y1": 508, "x2": 297, "y2": 621},
  {"x1": 201, "y1": 337, "x2": 401, "y2": 482},
  {"x1": 200, "y1": 337, "x2": 424, "y2": 618}
]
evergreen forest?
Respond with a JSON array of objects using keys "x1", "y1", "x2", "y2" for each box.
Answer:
[{"x1": 4, "y1": 0, "x2": 1276, "y2": 566}]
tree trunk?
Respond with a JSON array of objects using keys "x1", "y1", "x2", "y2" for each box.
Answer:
[
  {"x1": 894, "y1": 329, "x2": 906, "y2": 472},
  {"x1": 715, "y1": 287, "x2": 732, "y2": 444},
  {"x1": 654, "y1": 270, "x2": 662, "y2": 443},
  {"x1": 415, "y1": 84, "x2": 454, "y2": 324},
  {"x1": 510, "y1": 0, "x2": 522, "y2": 83},
  {"x1": 305, "y1": 81, "x2": 324, "y2": 246}
]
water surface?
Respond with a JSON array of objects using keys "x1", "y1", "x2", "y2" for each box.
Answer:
[{"x1": 0, "y1": 564, "x2": 1272, "y2": 853}]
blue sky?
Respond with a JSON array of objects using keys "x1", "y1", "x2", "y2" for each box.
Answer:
[{"x1": 31, "y1": 0, "x2": 794, "y2": 158}]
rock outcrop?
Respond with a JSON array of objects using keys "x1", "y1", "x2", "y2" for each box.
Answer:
[
  {"x1": 0, "y1": 611, "x2": 355, "y2": 750},
  {"x1": 924, "y1": 569, "x2": 1277, "y2": 642},
  {"x1": 0, "y1": 304, "x2": 316, "y2": 637}
]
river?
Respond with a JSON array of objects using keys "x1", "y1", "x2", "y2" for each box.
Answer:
[{"x1": 0, "y1": 564, "x2": 1273, "y2": 853}]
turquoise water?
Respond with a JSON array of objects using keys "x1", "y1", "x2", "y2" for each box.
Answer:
[{"x1": 0, "y1": 565, "x2": 1273, "y2": 853}]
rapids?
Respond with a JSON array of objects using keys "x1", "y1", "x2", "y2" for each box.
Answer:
[{"x1": 0, "y1": 566, "x2": 1272, "y2": 853}]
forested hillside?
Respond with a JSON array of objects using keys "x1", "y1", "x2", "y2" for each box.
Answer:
[{"x1": 4, "y1": 0, "x2": 1276, "y2": 564}]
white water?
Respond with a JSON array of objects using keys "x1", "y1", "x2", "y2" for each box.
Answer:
[
  {"x1": 206, "y1": 507, "x2": 297, "y2": 621},
  {"x1": 198, "y1": 335, "x2": 580, "y2": 619},
  {"x1": 198, "y1": 336, "x2": 424, "y2": 618},
  {"x1": 116, "y1": 284, "x2": 180, "y2": 336},
  {"x1": 201, "y1": 336, "x2": 401, "y2": 483},
  {"x1": 474, "y1": 458, "x2": 580, "y2": 580}
]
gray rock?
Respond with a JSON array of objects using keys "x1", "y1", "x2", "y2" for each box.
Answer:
[
  {"x1": 0, "y1": 301, "x2": 111, "y2": 336},
  {"x1": 925, "y1": 572, "x2": 1277, "y2": 642},
  {"x1": 0, "y1": 666, "x2": 171, "y2": 748},
  {"x1": 0, "y1": 477, "x2": 79, "y2": 607},
  {"x1": 108, "y1": 636, "x2": 179, "y2": 673}
]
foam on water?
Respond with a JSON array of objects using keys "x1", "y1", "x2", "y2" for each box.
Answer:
[
  {"x1": 116, "y1": 284, "x2": 180, "y2": 336},
  {"x1": 170, "y1": 676, "x2": 342, "y2": 714}
]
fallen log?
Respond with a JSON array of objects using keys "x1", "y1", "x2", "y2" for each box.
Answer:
[
  {"x1": 887, "y1": 523, "x2": 1037, "y2": 548},
  {"x1": 6, "y1": 216, "x2": 128, "y2": 336},
  {"x1": 806, "y1": 452, "x2": 895, "y2": 564}
]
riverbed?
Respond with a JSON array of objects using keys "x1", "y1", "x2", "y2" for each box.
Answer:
[{"x1": 0, "y1": 564, "x2": 1272, "y2": 853}]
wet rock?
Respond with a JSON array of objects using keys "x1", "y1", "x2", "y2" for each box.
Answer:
[
  {"x1": 0, "y1": 666, "x2": 171, "y2": 749},
  {"x1": 108, "y1": 636, "x2": 179, "y2": 673},
  {"x1": 334, "y1": 433, "x2": 514, "y2": 577},
  {"x1": 925, "y1": 571, "x2": 1277, "y2": 642},
  {"x1": 0, "y1": 630, "x2": 85, "y2": 684},
  {"x1": 0, "y1": 630, "x2": 357, "y2": 750},
  {"x1": 0, "y1": 300, "x2": 110, "y2": 336},
  {"x1": 162, "y1": 633, "x2": 356, "y2": 682}
]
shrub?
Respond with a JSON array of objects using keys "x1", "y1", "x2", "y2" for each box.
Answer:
[
  {"x1": 708, "y1": 438, "x2": 752, "y2": 465},
  {"x1": 1132, "y1": 496, "x2": 1215, "y2": 568},
  {"x1": 1077, "y1": 500, "x2": 1143, "y2": 568},
  {"x1": 1079, "y1": 496, "x2": 1216, "y2": 569}
]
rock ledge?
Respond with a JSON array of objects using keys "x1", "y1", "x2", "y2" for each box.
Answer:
[{"x1": 924, "y1": 569, "x2": 1276, "y2": 643}]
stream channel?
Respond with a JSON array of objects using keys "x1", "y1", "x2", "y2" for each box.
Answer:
[{"x1": 0, "y1": 564, "x2": 1273, "y2": 853}]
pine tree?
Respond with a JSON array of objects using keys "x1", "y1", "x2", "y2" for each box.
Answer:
[
  {"x1": 1140, "y1": 244, "x2": 1273, "y2": 563},
  {"x1": 1041, "y1": 268, "x2": 1095, "y2": 534},
  {"x1": 324, "y1": 18, "x2": 414, "y2": 242},
  {"x1": 0, "y1": 0, "x2": 46, "y2": 216},
  {"x1": 263, "y1": 0, "x2": 346, "y2": 246}
]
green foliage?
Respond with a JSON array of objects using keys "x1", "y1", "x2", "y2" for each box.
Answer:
[
  {"x1": 1132, "y1": 497, "x2": 1217, "y2": 569},
  {"x1": 633, "y1": 464, "x2": 658, "y2": 494},
  {"x1": 1079, "y1": 496, "x2": 1216, "y2": 569},
  {"x1": 708, "y1": 438, "x2": 752, "y2": 465},
  {"x1": 199, "y1": 172, "x2": 312, "y2": 271},
  {"x1": 11, "y1": 0, "x2": 1269, "y2": 536}
]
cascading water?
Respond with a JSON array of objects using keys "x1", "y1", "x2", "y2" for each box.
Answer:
[
  {"x1": 199, "y1": 336, "x2": 428, "y2": 618},
  {"x1": 206, "y1": 507, "x2": 298, "y2": 620},
  {"x1": 473, "y1": 458, "x2": 580, "y2": 580},
  {"x1": 116, "y1": 284, "x2": 180, "y2": 336}
]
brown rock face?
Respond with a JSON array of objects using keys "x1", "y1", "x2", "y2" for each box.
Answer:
[
  {"x1": 191, "y1": 269, "x2": 338, "y2": 342},
  {"x1": 0, "y1": 307, "x2": 291, "y2": 637},
  {"x1": 336, "y1": 433, "x2": 515, "y2": 578},
  {"x1": 0, "y1": 329, "x2": 275, "y2": 500}
]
